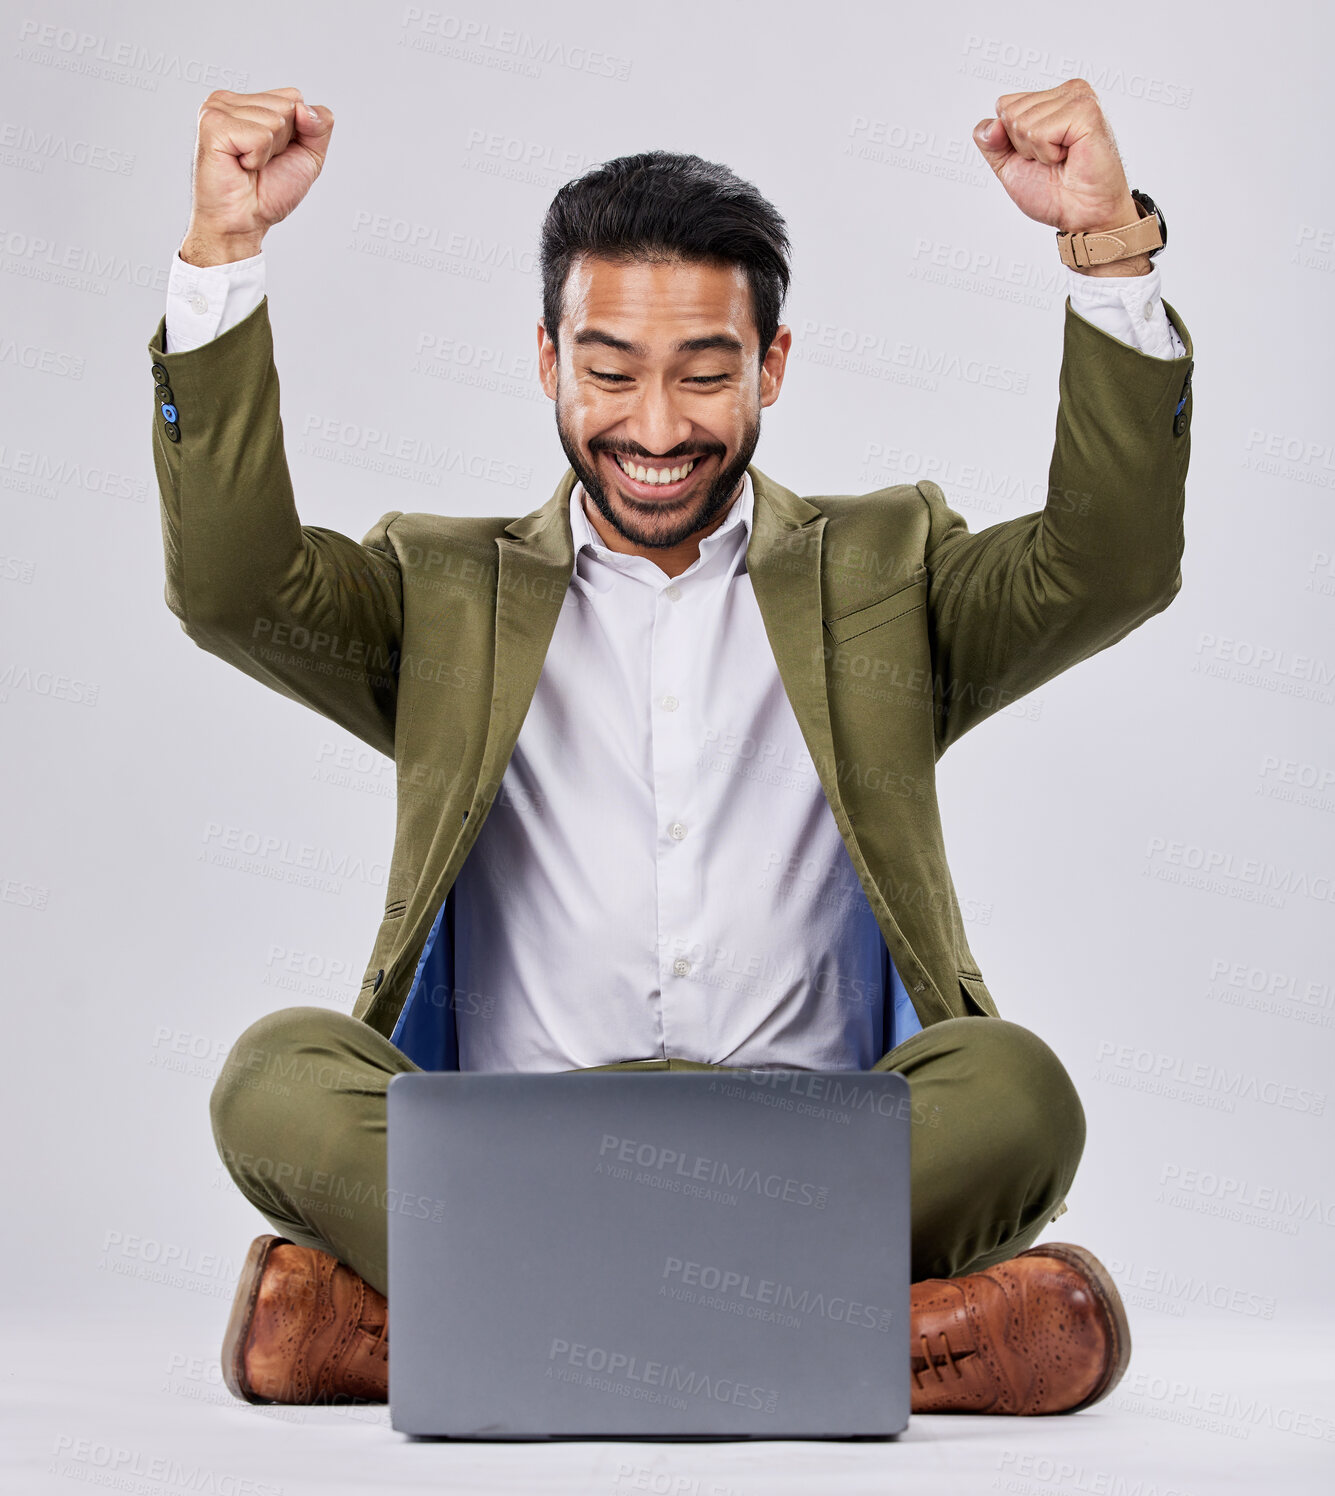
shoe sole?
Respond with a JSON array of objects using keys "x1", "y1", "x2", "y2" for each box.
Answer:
[
  {"x1": 1029, "y1": 1241, "x2": 1132, "y2": 1413},
  {"x1": 221, "y1": 1234, "x2": 292, "y2": 1404}
]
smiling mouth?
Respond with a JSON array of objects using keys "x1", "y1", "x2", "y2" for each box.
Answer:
[{"x1": 604, "y1": 451, "x2": 709, "y2": 499}]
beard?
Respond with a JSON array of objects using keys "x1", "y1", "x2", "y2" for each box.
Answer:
[{"x1": 555, "y1": 397, "x2": 761, "y2": 552}]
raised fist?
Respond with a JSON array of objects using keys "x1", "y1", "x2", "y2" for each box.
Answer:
[
  {"x1": 973, "y1": 79, "x2": 1136, "y2": 237},
  {"x1": 181, "y1": 87, "x2": 333, "y2": 266}
]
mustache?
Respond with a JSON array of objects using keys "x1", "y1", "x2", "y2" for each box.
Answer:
[{"x1": 589, "y1": 439, "x2": 726, "y2": 462}]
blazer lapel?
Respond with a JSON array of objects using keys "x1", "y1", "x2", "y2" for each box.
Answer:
[
  {"x1": 471, "y1": 470, "x2": 579, "y2": 816},
  {"x1": 468, "y1": 464, "x2": 843, "y2": 835},
  {"x1": 745, "y1": 466, "x2": 844, "y2": 821}
]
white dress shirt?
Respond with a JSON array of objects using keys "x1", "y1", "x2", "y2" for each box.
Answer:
[
  {"x1": 164, "y1": 247, "x2": 1185, "y2": 1071},
  {"x1": 450, "y1": 472, "x2": 907, "y2": 1071}
]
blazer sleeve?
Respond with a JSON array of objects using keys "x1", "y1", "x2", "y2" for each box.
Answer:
[
  {"x1": 922, "y1": 297, "x2": 1194, "y2": 753},
  {"x1": 148, "y1": 295, "x2": 404, "y2": 759}
]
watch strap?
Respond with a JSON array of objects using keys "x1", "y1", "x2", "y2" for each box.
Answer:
[{"x1": 1056, "y1": 198, "x2": 1164, "y2": 269}]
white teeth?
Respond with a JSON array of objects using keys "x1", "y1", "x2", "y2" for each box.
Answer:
[{"x1": 615, "y1": 456, "x2": 696, "y2": 485}]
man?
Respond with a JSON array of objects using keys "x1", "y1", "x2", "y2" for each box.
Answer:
[{"x1": 148, "y1": 81, "x2": 1192, "y2": 1418}]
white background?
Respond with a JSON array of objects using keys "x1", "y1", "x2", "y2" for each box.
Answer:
[{"x1": 3, "y1": 0, "x2": 1331, "y2": 1489}]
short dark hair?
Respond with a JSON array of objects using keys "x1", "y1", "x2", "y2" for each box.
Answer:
[{"x1": 539, "y1": 150, "x2": 791, "y2": 353}]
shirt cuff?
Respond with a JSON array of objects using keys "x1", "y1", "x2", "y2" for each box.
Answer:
[
  {"x1": 164, "y1": 249, "x2": 267, "y2": 353},
  {"x1": 1064, "y1": 262, "x2": 1186, "y2": 360}
]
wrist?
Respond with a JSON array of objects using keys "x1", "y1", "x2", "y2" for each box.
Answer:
[
  {"x1": 1071, "y1": 253, "x2": 1155, "y2": 278},
  {"x1": 1068, "y1": 195, "x2": 1139, "y2": 238},
  {"x1": 179, "y1": 226, "x2": 265, "y2": 267},
  {"x1": 1057, "y1": 192, "x2": 1160, "y2": 276}
]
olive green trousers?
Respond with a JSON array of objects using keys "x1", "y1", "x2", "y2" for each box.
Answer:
[{"x1": 209, "y1": 1007, "x2": 1083, "y2": 1299}]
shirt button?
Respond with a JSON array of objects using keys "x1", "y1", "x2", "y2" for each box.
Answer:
[
  {"x1": 1142, "y1": 299, "x2": 1156, "y2": 321},
  {"x1": 188, "y1": 293, "x2": 209, "y2": 315},
  {"x1": 660, "y1": 695, "x2": 679, "y2": 711},
  {"x1": 672, "y1": 958, "x2": 691, "y2": 977},
  {"x1": 663, "y1": 584, "x2": 682, "y2": 602},
  {"x1": 669, "y1": 821, "x2": 687, "y2": 840}
]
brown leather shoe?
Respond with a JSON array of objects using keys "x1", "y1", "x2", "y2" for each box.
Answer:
[
  {"x1": 221, "y1": 1235, "x2": 389, "y2": 1405},
  {"x1": 909, "y1": 1241, "x2": 1130, "y2": 1414}
]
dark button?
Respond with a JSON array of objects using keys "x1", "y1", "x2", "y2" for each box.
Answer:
[
  {"x1": 161, "y1": 403, "x2": 178, "y2": 423},
  {"x1": 165, "y1": 422, "x2": 180, "y2": 442},
  {"x1": 151, "y1": 362, "x2": 169, "y2": 384},
  {"x1": 1173, "y1": 412, "x2": 1187, "y2": 436},
  {"x1": 372, "y1": 968, "x2": 385, "y2": 993},
  {"x1": 155, "y1": 384, "x2": 174, "y2": 405}
]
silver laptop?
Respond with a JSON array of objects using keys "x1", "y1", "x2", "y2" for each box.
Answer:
[{"x1": 386, "y1": 1068, "x2": 911, "y2": 1439}]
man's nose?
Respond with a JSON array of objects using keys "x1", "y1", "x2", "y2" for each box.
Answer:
[{"x1": 625, "y1": 385, "x2": 693, "y2": 456}]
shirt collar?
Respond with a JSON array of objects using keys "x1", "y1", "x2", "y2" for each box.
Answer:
[{"x1": 568, "y1": 471, "x2": 753, "y2": 581}]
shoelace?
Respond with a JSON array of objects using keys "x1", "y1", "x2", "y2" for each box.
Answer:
[
  {"x1": 369, "y1": 1314, "x2": 389, "y2": 1361},
  {"x1": 350, "y1": 1276, "x2": 390, "y2": 1364},
  {"x1": 912, "y1": 1330, "x2": 965, "y2": 1389},
  {"x1": 315, "y1": 1293, "x2": 389, "y2": 1399}
]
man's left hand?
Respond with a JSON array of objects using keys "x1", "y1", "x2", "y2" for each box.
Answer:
[{"x1": 973, "y1": 79, "x2": 1139, "y2": 238}]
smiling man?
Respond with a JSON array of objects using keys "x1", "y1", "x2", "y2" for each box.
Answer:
[
  {"x1": 149, "y1": 83, "x2": 1192, "y2": 1418},
  {"x1": 544, "y1": 252, "x2": 782, "y2": 568}
]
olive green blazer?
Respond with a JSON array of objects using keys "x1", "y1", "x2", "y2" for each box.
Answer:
[{"x1": 147, "y1": 295, "x2": 1192, "y2": 1056}]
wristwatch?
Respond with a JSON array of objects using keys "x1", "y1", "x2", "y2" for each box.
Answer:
[{"x1": 1056, "y1": 188, "x2": 1166, "y2": 269}]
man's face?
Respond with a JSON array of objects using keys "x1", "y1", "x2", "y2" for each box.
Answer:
[{"x1": 537, "y1": 256, "x2": 790, "y2": 551}]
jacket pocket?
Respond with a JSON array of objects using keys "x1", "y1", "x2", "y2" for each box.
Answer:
[
  {"x1": 958, "y1": 970, "x2": 999, "y2": 1018},
  {"x1": 824, "y1": 572, "x2": 927, "y2": 644}
]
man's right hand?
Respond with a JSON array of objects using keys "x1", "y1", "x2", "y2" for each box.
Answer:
[{"x1": 179, "y1": 87, "x2": 333, "y2": 267}]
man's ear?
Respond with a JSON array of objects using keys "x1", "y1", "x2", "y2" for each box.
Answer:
[
  {"x1": 760, "y1": 324, "x2": 792, "y2": 409},
  {"x1": 537, "y1": 318, "x2": 558, "y2": 401}
]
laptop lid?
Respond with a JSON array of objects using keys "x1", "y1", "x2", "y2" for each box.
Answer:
[{"x1": 387, "y1": 1068, "x2": 911, "y2": 1439}]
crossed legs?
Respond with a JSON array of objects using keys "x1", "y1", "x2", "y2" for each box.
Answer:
[{"x1": 209, "y1": 1006, "x2": 1085, "y2": 1298}]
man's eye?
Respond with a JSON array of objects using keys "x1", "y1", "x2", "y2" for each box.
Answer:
[
  {"x1": 686, "y1": 374, "x2": 728, "y2": 386},
  {"x1": 591, "y1": 370, "x2": 631, "y2": 383}
]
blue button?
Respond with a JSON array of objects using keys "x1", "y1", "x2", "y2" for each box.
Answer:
[{"x1": 161, "y1": 403, "x2": 177, "y2": 422}]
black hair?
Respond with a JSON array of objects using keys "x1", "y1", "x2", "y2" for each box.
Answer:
[{"x1": 539, "y1": 150, "x2": 791, "y2": 353}]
